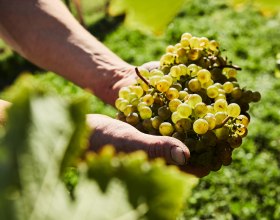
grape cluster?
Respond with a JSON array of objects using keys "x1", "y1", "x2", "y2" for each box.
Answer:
[{"x1": 115, "y1": 33, "x2": 261, "y2": 171}]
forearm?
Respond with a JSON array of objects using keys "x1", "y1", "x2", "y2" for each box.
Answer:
[{"x1": 0, "y1": 0, "x2": 133, "y2": 104}]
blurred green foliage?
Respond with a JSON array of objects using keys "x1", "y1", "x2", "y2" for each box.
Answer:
[
  {"x1": 0, "y1": 75, "x2": 196, "y2": 220},
  {"x1": 1, "y1": 0, "x2": 280, "y2": 219}
]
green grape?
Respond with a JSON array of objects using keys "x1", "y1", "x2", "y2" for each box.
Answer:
[
  {"x1": 236, "y1": 124, "x2": 247, "y2": 137},
  {"x1": 181, "y1": 32, "x2": 192, "y2": 40},
  {"x1": 223, "y1": 68, "x2": 237, "y2": 78},
  {"x1": 178, "y1": 64, "x2": 189, "y2": 76},
  {"x1": 119, "y1": 99, "x2": 129, "y2": 112},
  {"x1": 194, "y1": 102, "x2": 208, "y2": 118},
  {"x1": 162, "y1": 75, "x2": 173, "y2": 85},
  {"x1": 209, "y1": 40, "x2": 219, "y2": 51},
  {"x1": 189, "y1": 36, "x2": 200, "y2": 48},
  {"x1": 138, "y1": 67, "x2": 150, "y2": 78},
  {"x1": 197, "y1": 69, "x2": 211, "y2": 84},
  {"x1": 150, "y1": 69, "x2": 164, "y2": 77},
  {"x1": 116, "y1": 111, "x2": 126, "y2": 122},
  {"x1": 188, "y1": 48, "x2": 201, "y2": 61},
  {"x1": 215, "y1": 112, "x2": 228, "y2": 126},
  {"x1": 131, "y1": 98, "x2": 140, "y2": 106},
  {"x1": 123, "y1": 105, "x2": 136, "y2": 116},
  {"x1": 115, "y1": 97, "x2": 125, "y2": 110},
  {"x1": 175, "y1": 118, "x2": 192, "y2": 133},
  {"x1": 207, "y1": 105, "x2": 215, "y2": 114},
  {"x1": 171, "y1": 82, "x2": 182, "y2": 91},
  {"x1": 172, "y1": 132, "x2": 185, "y2": 141},
  {"x1": 180, "y1": 37, "x2": 190, "y2": 48},
  {"x1": 177, "y1": 103, "x2": 192, "y2": 118},
  {"x1": 214, "y1": 127, "x2": 229, "y2": 140},
  {"x1": 231, "y1": 87, "x2": 242, "y2": 99},
  {"x1": 142, "y1": 119, "x2": 154, "y2": 132},
  {"x1": 228, "y1": 135, "x2": 242, "y2": 148},
  {"x1": 159, "y1": 122, "x2": 174, "y2": 136},
  {"x1": 118, "y1": 87, "x2": 131, "y2": 99},
  {"x1": 187, "y1": 94, "x2": 202, "y2": 108},
  {"x1": 139, "y1": 80, "x2": 150, "y2": 92},
  {"x1": 168, "y1": 99, "x2": 182, "y2": 112},
  {"x1": 236, "y1": 114, "x2": 249, "y2": 127},
  {"x1": 171, "y1": 111, "x2": 182, "y2": 124},
  {"x1": 193, "y1": 119, "x2": 209, "y2": 134},
  {"x1": 126, "y1": 112, "x2": 140, "y2": 125},
  {"x1": 178, "y1": 90, "x2": 189, "y2": 100},
  {"x1": 214, "y1": 99, "x2": 228, "y2": 112},
  {"x1": 149, "y1": 75, "x2": 161, "y2": 87},
  {"x1": 223, "y1": 82, "x2": 234, "y2": 93},
  {"x1": 218, "y1": 88, "x2": 226, "y2": 95},
  {"x1": 166, "y1": 87, "x2": 179, "y2": 100},
  {"x1": 151, "y1": 116, "x2": 163, "y2": 129},
  {"x1": 139, "y1": 106, "x2": 152, "y2": 119},
  {"x1": 142, "y1": 94, "x2": 154, "y2": 106},
  {"x1": 188, "y1": 64, "x2": 200, "y2": 76},
  {"x1": 160, "y1": 53, "x2": 176, "y2": 66},
  {"x1": 206, "y1": 85, "x2": 219, "y2": 98},
  {"x1": 252, "y1": 91, "x2": 261, "y2": 102},
  {"x1": 188, "y1": 78, "x2": 201, "y2": 92},
  {"x1": 129, "y1": 85, "x2": 144, "y2": 98},
  {"x1": 166, "y1": 45, "x2": 175, "y2": 53},
  {"x1": 137, "y1": 102, "x2": 148, "y2": 111},
  {"x1": 215, "y1": 94, "x2": 226, "y2": 101},
  {"x1": 201, "y1": 79, "x2": 214, "y2": 89},
  {"x1": 157, "y1": 79, "x2": 170, "y2": 92},
  {"x1": 170, "y1": 65, "x2": 181, "y2": 77},
  {"x1": 227, "y1": 103, "x2": 241, "y2": 117},
  {"x1": 204, "y1": 113, "x2": 216, "y2": 130},
  {"x1": 158, "y1": 106, "x2": 172, "y2": 120},
  {"x1": 199, "y1": 37, "x2": 209, "y2": 48}
]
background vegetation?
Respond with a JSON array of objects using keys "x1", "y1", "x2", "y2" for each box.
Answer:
[{"x1": 1, "y1": 0, "x2": 280, "y2": 219}]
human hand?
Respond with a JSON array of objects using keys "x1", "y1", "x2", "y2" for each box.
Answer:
[{"x1": 87, "y1": 114, "x2": 212, "y2": 177}]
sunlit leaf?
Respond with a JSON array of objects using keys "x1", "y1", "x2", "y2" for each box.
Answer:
[{"x1": 108, "y1": 0, "x2": 187, "y2": 34}]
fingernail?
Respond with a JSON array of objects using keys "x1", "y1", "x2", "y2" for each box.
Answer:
[{"x1": 171, "y1": 147, "x2": 186, "y2": 165}]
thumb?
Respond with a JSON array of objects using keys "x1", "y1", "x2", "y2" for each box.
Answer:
[{"x1": 147, "y1": 135, "x2": 190, "y2": 165}]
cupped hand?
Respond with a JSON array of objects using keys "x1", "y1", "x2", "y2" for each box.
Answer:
[{"x1": 87, "y1": 114, "x2": 212, "y2": 177}]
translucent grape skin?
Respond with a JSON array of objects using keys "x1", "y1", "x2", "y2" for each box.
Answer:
[{"x1": 115, "y1": 33, "x2": 261, "y2": 172}]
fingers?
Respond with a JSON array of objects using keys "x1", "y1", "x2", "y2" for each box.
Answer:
[{"x1": 141, "y1": 61, "x2": 160, "y2": 71}]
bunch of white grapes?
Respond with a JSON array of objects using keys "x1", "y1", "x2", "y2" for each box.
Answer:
[{"x1": 115, "y1": 33, "x2": 261, "y2": 171}]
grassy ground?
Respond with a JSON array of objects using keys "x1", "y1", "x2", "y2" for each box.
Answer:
[{"x1": 1, "y1": 0, "x2": 280, "y2": 219}]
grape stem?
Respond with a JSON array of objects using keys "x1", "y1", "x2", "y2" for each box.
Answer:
[
  {"x1": 214, "y1": 116, "x2": 231, "y2": 129},
  {"x1": 209, "y1": 64, "x2": 242, "y2": 71},
  {"x1": 135, "y1": 67, "x2": 150, "y2": 86}
]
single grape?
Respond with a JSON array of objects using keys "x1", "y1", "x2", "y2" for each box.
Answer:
[
  {"x1": 227, "y1": 103, "x2": 241, "y2": 117},
  {"x1": 193, "y1": 119, "x2": 209, "y2": 134},
  {"x1": 142, "y1": 94, "x2": 154, "y2": 106},
  {"x1": 197, "y1": 69, "x2": 211, "y2": 84},
  {"x1": 157, "y1": 79, "x2": 170, "y2": 92},
  {"x1": 159, "y1": 122, "x2": 174, "y2": 136},
  {"x1": 169, "y1": 98, "x2": 182, "y2": 112},
  {"x1": 175, "y1": 118, "x2": 192, "y2": 133},
  {"x1": 171, "y1": 111, "x2": 182, "y2": 124},
  {"x1": 187, "y1": 94, "x2": 203, "y2": 108},
  {"x1": 177, "y1": 103, "x2": 192, "y2": 118},
  {"x1": 126, "y1": 112, "x2": 140, "y2": 125},
  {"x1": 178, "y1": 90, "x2": 189, "y2": 100},
  {"x1": 223, "y1": 82, "x2": 234, "y2": 93},
  {"x1": 139, "y1": 106, "x2": 152, "y2": 119},
  {"x1": 207, "y1": 85, "x2": 219, "y2": 98},
  {"x1": 194, "y1": 102, "x2": 208, "y2": 118},
  {"x1": 151, "y1": 116, "x2": 163, "y2": 129},
  {"x1": 170, "y1": 65, "x2": 181, "y2": 78},
  {"x1": 181, "y1": 32, "x2": 192, "y2": 40},
  {"x1": 204, "y1": 113, "x2": 216, "y2": 130},
  {"x1": 228, "y1": 135, "x2": 242, "y2": 148},
  {"x1": 158, "y1": 106, "x2": 172, "y2": 120},
  {"x1": 118, "y1": 87, "x2": 131, "y2": 99},
  {"x1": 166, "y1": 87, "x2": 180, "y2": 100},
  {"x1": 214, "y1": 99, "x2": 228, "y2": 112},
  {"x1": 188, "y1": 78, "x2": 201, "y2": 92},
  {"x1": 236, "y1": 114, "x2": 249, "y2": 127},
  {"x1": 215, "y1": 112, "x2": 228, "y2": 126}
]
